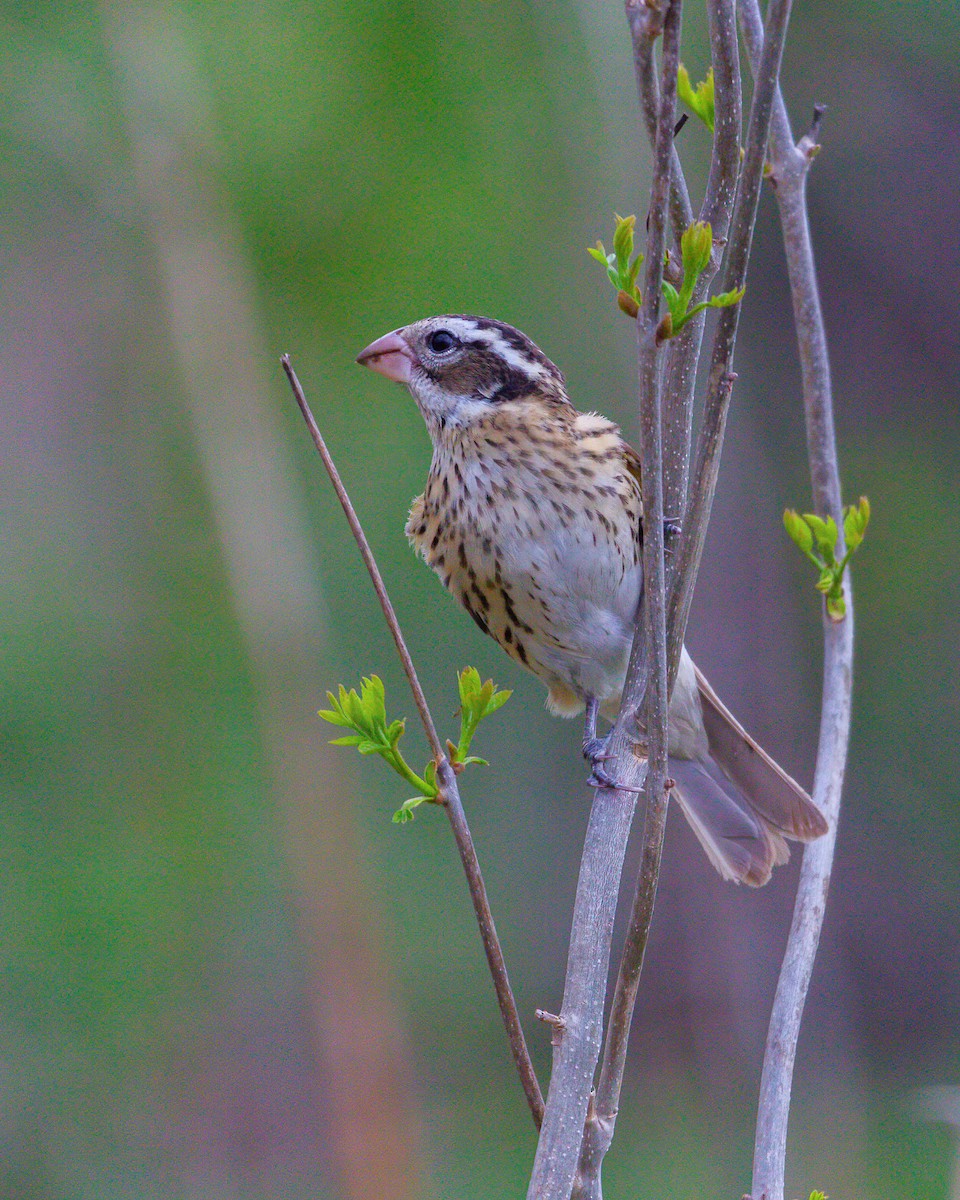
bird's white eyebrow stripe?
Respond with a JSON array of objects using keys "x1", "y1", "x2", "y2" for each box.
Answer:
[{"x1": 468, "y1": 328, "x2": 544, "y2": 378}]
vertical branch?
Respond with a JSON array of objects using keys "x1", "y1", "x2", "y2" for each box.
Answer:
[
  {"x1": 661, "y1": 0, "x2": 743, "y2": 533},
  {"x1": 579, "y1": 10, "x2": 743, "y2": 1189},
  {"x1": 565, "y1": 5, "x2": 684, "y2": 1198},
  {"x1": 281, "y1": 360, "x2": 545, "y2": 1130},
  {"x1": 737, "y1": 4, "x2": 855, "y2": 1198},
  {"x1": 526, "y1": 5, "x2": 683, "y2": 1197},
  {"x1": 626, "y1": 0, "x2": 694, "y2": 244},
  {"x1": 666, "y1": 0, "x2": 797, "y2": 686}
]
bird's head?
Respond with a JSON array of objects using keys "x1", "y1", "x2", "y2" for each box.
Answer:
[{"x1": 356, "y1": 315, "x2": 567, "y2": 435}]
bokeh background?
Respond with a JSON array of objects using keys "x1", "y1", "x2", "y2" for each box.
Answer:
[{"x1": 2, "y1": 1, "x2": 958, "y2": 1197}]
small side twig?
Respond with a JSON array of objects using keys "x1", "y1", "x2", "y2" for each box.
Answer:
[
  {"x1": 282, "y1": 355, "x2": 545, "y2": 1129},
  {"x1": 737, "y1": 4, "x2": 855, "y2": 1198}
]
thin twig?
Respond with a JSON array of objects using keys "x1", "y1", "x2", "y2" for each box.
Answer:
[
  {"x1": 282, "y1": 355, "x2": 545, "y2": 1129},
  {"x1": 282, "y1": 356, "x2": 445, "y2": 764},
  {"x1": 598, "y1": 0, "x2": 685, "y2": 1109},
  {"x1": 626, "y1": 0, "x2": 694, "y2": 245},
  {"x1": 666, "y1": 0, "x2": 797, "y2": 688},
  {"x1": 523, "y1": 19, "x2": 686, "y2": 1189},
  {"x1": 736, "y1": 4, "x2": 855, "y2": 1198}
]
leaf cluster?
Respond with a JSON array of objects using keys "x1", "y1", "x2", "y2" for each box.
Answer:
[
  {"x1": 318, "y1": 669, "x2": 510, "y2": 824},
  {"x1": 448, "y1": 666, "x2": 512, "y2": 771},
  {"x1": 660, "y1": 221, "x2": 744, "y2": 339},
  {"x1": 784, "y1": 496, "x2": 870, "y2": 620},
  {"x1": 588, "y1": 213, "x2": 645, "y2": 318},
  {"x1": 588, "y1": 216, "x2": 743, "y2": 336}
]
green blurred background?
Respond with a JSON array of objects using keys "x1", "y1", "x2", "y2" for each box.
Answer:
[{"x1": 2, "y1": 1, "x2": 958, "y2": 1197}]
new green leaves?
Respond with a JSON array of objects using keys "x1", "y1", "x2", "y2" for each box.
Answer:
[
  {"x1": 319, "y1": 676, "x2": 438, "y2": 821},
  {"x1": 318, "y1": 669, "x2": 511, "y2": 824},
  {"x1": 784, "y1": 496, "x2": 870, "y2": 620},
  {"x1": 451, "y1": 666, "x2": 512, "y2": 770},
  {"x1": 677, "y1": 64, "x2": 715, "y2": 132},
  {"x1": 589, "y1": 216, "x2": 743, "y2": 334},
  {"x1": 659, "y1": 221, "x2": 744, "y2": 339},
  {"x1": 588, "y1": 213, "x2": 645, "y2": 318}
]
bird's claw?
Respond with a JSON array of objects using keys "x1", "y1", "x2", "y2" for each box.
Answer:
[
  {"x1": 587, "y1": 763, "x2": 645, "y2": 793},
  {"x1": 582, "y1": 735, "x2": 612, "y2": 765},
  {"x1": 583, "y1": 733, "x2": 645, "y2": 792}
]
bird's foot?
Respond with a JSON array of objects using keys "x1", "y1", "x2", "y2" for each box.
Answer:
[
  {"x1": 583, "y1": 732, "x2": 645, "y2": 793},
  {"x1": 582, "y1": 732, "x2": 612, "y2": 765},
  {"x1": 587, "y1": 762, "x2": 646, "y2": 792}
]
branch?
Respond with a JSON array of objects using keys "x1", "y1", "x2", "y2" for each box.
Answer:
[
  {"x1": 660, "y1": 0, "x2": 743, "y2": 536},
  {"x1": 666, "y1": 0, "x2": 796, "y2": 688},
  {"x1": 525, "y1": 6, "x2": 684, "y2": 1198},
  {"x1": 281, "y1": 356, "x2": 545, "y2": 1129},
  {"x1": 735, "y1": 5, "x2": 855, "y2": 1199},
  {"x1": 626, "y1": 0, "x2": 694, "y2": 245},
  {"x1": 579, "y1": 8, "x2": 744, "y2": 1187}
]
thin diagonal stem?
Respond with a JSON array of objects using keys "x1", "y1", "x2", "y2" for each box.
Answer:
[
  {"x1": 282, "y1": 355, "x2": 544, "y2": 1129},
  {"x1": 737, "y1": 4, "x2": 854, "y2": 1197},
  {"x1": 283, "y1": 356, "x2": 445, "y2": 764}
]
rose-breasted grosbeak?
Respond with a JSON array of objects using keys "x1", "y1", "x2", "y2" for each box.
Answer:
[{"x1": 357, "y1": 315, "x2": 827, "y2": 886}]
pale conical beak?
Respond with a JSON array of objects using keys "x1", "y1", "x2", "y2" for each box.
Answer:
[{"x1": 356, "y1": 329, "x2": 413, "y2": 383}]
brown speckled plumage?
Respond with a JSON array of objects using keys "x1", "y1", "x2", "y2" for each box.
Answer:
[{"x1": 407, "y1": 397, "x2": 644, "y2": 718}]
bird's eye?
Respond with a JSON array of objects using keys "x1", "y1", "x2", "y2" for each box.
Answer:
[{"x1": 426, "y1": 329, "x2": 458, "y2": 355}]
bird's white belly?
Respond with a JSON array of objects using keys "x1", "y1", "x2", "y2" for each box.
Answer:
[{"x1": 494, "y1": 517, "x2": 641, "y2": 705}]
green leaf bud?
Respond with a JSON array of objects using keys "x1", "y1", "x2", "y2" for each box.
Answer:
[
  {"x1": 784, "y1": 509, "x2": 814, "y2": 554},
  {"x1": 681, "y1": 221, "x2": 713, "y2": 278},
  {"x1": 612, "y1": 213, "x2": 636, "y2": 267}
]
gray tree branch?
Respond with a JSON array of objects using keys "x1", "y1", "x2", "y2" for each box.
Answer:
[
  {"x1": 666, "y1": 0, "x2": 797, "y2": 688},
  {"x1": 576, "y1": 11, "x2": 744, "y2": 1195},
  {"x1": 661, "y1": 0, "x2": 743, "y2": 551},
  {"x1": 281, "y1": 357, "x2": 545, "y2": 1130},
  {"x1": 526, "y1": 6, "x2": 683, "y2": 1196},
  {"x1": 736, "y1": 4, "x2": 855, "y2": 1198}
]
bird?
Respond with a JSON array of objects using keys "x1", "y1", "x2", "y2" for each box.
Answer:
[{"x1": 356, "y1": 314, "x2": 827, "y2": 886}]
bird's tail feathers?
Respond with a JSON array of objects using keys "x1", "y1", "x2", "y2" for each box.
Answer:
[
  {"x1": 668, "y1": 756, "x2": 789, "y2": 887},
  {"x1": 694, "y1": 667, "x2": 828, "y2": 841},
  {"x1": 668, "y1": 669, "x2": 828, "y2": 887}
]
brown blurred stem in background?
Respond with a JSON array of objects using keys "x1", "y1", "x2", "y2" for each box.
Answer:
[
  {"x1": 104, "y1": 8, "x2": 430, "y2": 1197},
  {"x1": 281, "y1": 358, "x2": 545, "y2": 1129},
  {"x1": 737, "y1": 2, "x2": 855, "y2": 1198}
]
